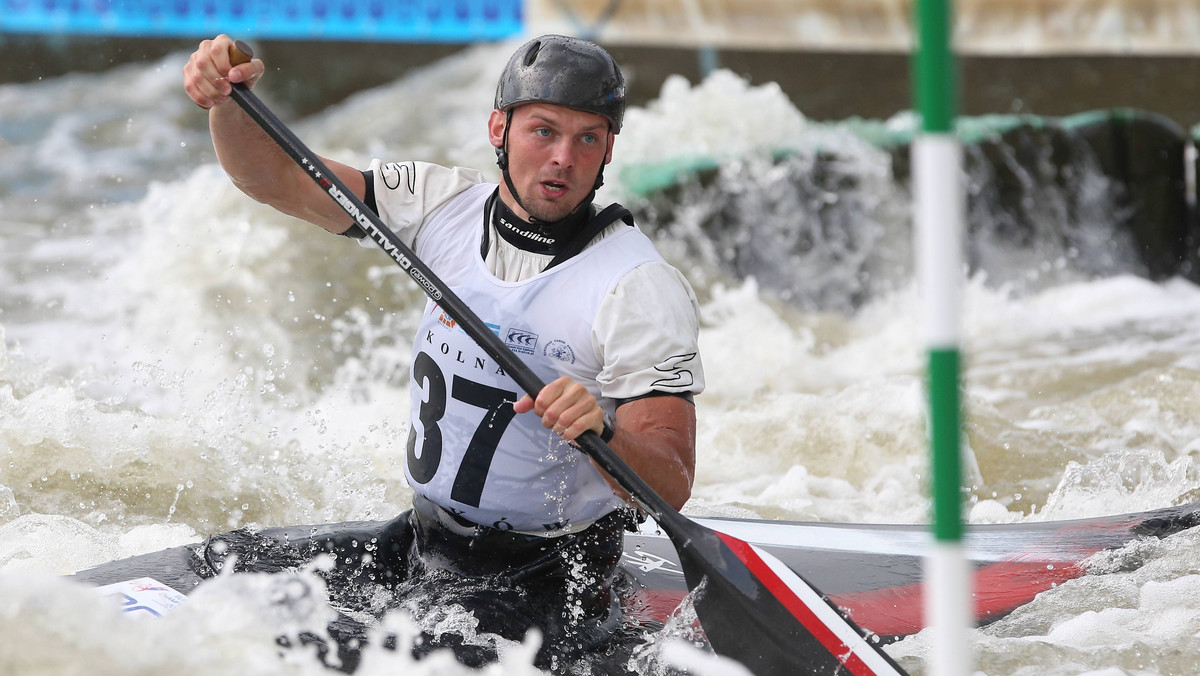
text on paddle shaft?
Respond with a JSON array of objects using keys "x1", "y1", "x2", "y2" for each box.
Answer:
[{"x1": 300, "y1": 156, "x2": 442, "y2": 301}]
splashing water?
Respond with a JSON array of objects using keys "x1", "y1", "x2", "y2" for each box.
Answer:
[{"x1": 2, "y1": 43, "x2": 1200, "y2": 674}]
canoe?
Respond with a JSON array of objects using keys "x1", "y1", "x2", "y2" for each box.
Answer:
[{"x1": 70, "y1": 500, "x2": 1200, "y2": 672}]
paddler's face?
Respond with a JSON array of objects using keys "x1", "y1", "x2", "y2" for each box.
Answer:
[{"x1": 489, "y1": 102, "x2": 615, "y2": 222}]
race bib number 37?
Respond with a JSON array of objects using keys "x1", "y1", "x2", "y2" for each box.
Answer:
[{"x1": 407, "y1": 351, "x2": 519, "y2": 508}]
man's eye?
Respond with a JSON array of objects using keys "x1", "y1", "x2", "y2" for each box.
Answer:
[
  {"x1": 582, "y1": 134, "x2": 597, "y2": 144},
  {"x1": 535, "y1": 128, "x2": 551, "y2": 137}
]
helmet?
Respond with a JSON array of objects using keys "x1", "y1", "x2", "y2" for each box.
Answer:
[{"x1": 495, "y1": 35, "x2": 626, "y2": 133}]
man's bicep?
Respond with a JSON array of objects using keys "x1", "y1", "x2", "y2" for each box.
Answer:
[
  {"x1": 614, "y1": 394, "x2": 697, "y2": 484},
  {"x1": 615, "y1": 394, "x2": 696, "y2": 439}
]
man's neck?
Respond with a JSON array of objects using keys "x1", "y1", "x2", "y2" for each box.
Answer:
[{"x1": 492, "y1": 195, "x2": 590, "y2": 255}]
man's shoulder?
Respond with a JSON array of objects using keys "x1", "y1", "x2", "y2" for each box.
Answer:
[
  {"x1": 594, "y1": 258, "x2": 705, "y2": 399},
  {"x1": 615, "y1": 259, "x2": 697, "y2": 303},
  {"x1": 371, "y1": 160, "x2": 489, "y2": 197},
  {"x1": 591, "y1": 216, "x2": 663, "y2": 259},
  {"x1": 367, "y1": 160, "x2": 495, "y2": 231}
]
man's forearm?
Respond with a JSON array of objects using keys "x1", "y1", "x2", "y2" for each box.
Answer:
[{"x1": 210, "y1": 102, "x2": 302, "y2": 207}]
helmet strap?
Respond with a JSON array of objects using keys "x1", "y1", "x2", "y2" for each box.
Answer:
[{"x1": 496, "y1": 108, "x2": 539, "y2": 222}]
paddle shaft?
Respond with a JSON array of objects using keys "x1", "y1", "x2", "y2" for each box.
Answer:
[{"x1": 222, "y1": 42, "x2": 676, "y2": 526}]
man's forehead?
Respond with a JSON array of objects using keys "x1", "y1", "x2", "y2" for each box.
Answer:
[{"x1": 514, "y1": 103, "x2": 609, "y2": 130}]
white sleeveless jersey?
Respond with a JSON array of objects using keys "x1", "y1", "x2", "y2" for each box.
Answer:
[
  {"x1": 403, "y1": 182, "x2": 670, "y2": 534},
  {"x1": 366, "y1": 160, "x2": 705, "y2": 401}
]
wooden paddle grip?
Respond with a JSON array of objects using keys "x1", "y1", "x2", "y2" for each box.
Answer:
[{"x1": 229, "y1": 40, "x2": 254, "y2": 67}]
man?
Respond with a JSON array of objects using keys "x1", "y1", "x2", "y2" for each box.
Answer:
[{"x1": 183, "y1": 34, "x2": 705, "y2": 669}]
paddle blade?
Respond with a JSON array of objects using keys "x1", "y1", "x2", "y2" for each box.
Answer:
[{"x1": 669, "y1": 520, "x2": 908, "y2": 676}]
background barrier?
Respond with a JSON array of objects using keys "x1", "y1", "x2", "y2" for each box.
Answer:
[
  {"x1": 0, "y1": 0, "x2": 523, "y2": 41},
  {"x1": 622, "y1": 108, "x2": 1200, "y2": 311}
]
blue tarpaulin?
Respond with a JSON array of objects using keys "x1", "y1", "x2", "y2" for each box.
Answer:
[{"x1": 0, "y1": 0, "x2": 523, "y2": 42}]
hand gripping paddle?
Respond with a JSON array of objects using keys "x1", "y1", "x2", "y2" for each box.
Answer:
[{"x1": 222, "y1": 40, "x2": 909, "y2": 676}]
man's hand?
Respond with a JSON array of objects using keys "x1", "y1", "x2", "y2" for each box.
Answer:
[
  {"x1": 183, "y1": 34, "x2": 264, "y2": 109},
  {"x1": 517, "y1": 381, "x2": 696, "y2": 510},
  {"x1": 513, "y1": 376, "x2": 605, "y2": 442}
]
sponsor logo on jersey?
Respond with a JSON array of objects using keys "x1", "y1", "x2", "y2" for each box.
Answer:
[
  {"x1": 505, "y1": 328, "x2": 538, "y2": 354},
  {"x1": 543, "y1": 339, "x2": 575, "y2": 364}
]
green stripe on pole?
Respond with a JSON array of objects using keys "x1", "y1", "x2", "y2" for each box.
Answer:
[
  {"x1": 928, "y1": 347, "x2": 962, "y2": 540},
  {"x1": 914, "y1": 0, "x2": 957, "y2": 132}
]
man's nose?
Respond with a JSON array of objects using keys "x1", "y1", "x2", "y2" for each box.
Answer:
[{"x1": 549, "y1": 138, "x2": 576, "y2": 168}]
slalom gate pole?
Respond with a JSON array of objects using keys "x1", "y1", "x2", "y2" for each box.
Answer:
[{"x1": 912, "y1": 1, "x2": 973, "y2": 674}]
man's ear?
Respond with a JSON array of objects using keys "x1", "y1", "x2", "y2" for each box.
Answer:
[
  {"x1": 488, "y1": 109, "x2": 506, "y2": 149},
  {"x1": 604, "y1": 132, "x2": 615, "y2": 164}
]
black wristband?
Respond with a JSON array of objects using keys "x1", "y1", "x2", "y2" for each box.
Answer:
[{"x1": 600, "y1": 414, "x2": 616, "y2": 443}]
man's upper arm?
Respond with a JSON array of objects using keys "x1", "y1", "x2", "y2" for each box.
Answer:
[
  {"x1": 613, "y1": 393, "x2": 696, "y2": 453},
  {"x1": 353, "y1": 161, "x2": 487, "y2": 248},
  {"x1": 609, "y1": 378, "x2": 697, "y2": 510}
]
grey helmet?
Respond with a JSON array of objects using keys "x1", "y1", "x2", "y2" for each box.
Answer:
[{"x1": 495, "y1": 35, "x2": 626, "y2": 133}]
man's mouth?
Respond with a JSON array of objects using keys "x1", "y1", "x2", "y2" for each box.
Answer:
[{"x1": 541, "y1": 180, "x2": 568, "y2": 197}]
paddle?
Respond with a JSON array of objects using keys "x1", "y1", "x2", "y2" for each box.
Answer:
[{"x1": 222, "y1": 41, "x2": 908, "y2": 676}]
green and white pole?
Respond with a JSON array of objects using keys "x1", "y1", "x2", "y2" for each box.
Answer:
[{"x1": 913, "y1": 0, "x2": 972, "y2": 674}]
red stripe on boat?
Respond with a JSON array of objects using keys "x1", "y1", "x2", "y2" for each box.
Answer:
[{"x1": 717, "y1": 532, "x2": 882, "y2": 676}]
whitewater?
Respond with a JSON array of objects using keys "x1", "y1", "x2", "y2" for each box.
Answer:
[{"x1": 2, "y1": 42, "x2": 1200, "y2": 675}]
